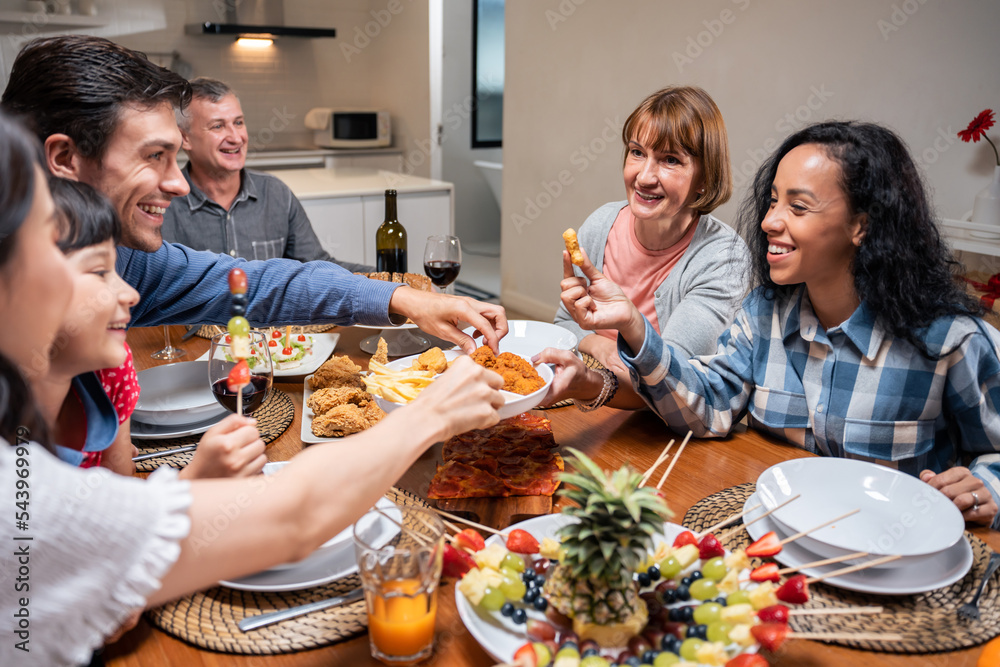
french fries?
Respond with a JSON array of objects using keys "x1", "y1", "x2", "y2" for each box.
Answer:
[{"x1": 363, "y1": 359, "x2": 437, "y2": 404}]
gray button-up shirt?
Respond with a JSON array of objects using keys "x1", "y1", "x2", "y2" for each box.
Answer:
[{"x1": 162, "y1": 166, "x2": 373, "y2": 272}]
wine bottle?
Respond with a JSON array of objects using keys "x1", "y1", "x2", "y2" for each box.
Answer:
[{"x1": 375, "y1": 189, "x2": 407, "y2": 274}]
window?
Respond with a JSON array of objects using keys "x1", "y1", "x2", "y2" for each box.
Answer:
[{"x1": 472, "y1": 0, "x2": 504, "y2": 148}]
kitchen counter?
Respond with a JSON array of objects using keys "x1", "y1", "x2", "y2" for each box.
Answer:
[{"x1": 265, "y1": 167, "x2": 453, "y2": 200}]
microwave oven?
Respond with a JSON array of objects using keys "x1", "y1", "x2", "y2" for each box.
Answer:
[{"x1": 304, "y1": 108, "x2": 391, "y2": 149}]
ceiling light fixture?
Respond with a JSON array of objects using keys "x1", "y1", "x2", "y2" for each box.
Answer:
[{"x1": 235, "y1": 36, "x2": 274, "y2": 48}]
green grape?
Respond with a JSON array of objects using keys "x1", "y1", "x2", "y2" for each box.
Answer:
[
  {"x1": 693, "y1": 602, "x2": 722, "y2": 625},
  {"x1": 580, "y1": 656, "x2": 611, "y2": 667},
  {"x1": 500, "y1": 566, "x2": 520, "y2": 581},
  {"x1": 501, "y1": 552, "x2": 525, "y2": 573},
  {"x1": 727, "y1": 590, "x2": 751, "y2": 606},
  {"x1": 499, "y1": 574, "x2": 526, "y2": 601},
  {"x1": 479, "y1": 586, "x2": 505, "y2": 611},
  {"x1": 689, "y1": 578, "x2": 718, "y2": 600},
  {"x1": 679, "y1": 638, "x2": 704, "y2": 662},
  {"x1": 702, "y1": 557, "x2": 727, "y2": 581},
  {"x1": 658, "y1": 555, "x2": 682, "y2": 579},
  {"x1": 706, "y1": 620, "x2": 734, "y2": 644},
  {"x1": 653, "y1": 653, "x2": 680, "y2": 666},
  {"x1": 227, "y1": 316, "x2": 249, "y2": 337}
]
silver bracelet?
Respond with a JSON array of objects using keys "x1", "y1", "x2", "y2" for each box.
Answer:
[{"x1": 572, "y1": 367, "x2": 619, "y2": 412}]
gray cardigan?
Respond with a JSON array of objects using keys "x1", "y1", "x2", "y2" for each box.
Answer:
[{"x1": 554, "y1": 201, "x2": 750, "y2": 358}]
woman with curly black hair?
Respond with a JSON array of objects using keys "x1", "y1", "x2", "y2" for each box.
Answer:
[{"x1": 561, "y1": 121, "x2": 1000, "y2": 528}]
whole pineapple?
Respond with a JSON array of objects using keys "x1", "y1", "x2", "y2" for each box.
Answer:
[{"x1": 543, "y1": 448, "x2": 672, "y2": 647}]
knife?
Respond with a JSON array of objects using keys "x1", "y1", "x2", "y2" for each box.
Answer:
[
  {"x1": 132, "y1": 445, "x2": 197, "y2": 462},
  {"x1": 180, "y1": 325, "x2": 201, "y2": 341},
  {"x1": 238, "y1": 587, "x2": 364, "y2": 632}
]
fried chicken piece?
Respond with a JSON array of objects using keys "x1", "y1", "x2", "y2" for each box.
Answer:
[
  {"x1": 372, "y1": 337, "x2": 389, "y2": 366},
  {"x1": 307, "y1": 386, "x2": 371, "y2": 415},
  {"x1": 413, "y1": 346, "x2": 448, "y2": 374},
  {"x1": 308, "y1": 355, "x2": 365, "y2": 390},
  {"x1": 469, "y1": 346, "x2": 545, "y2": 395},
  {"x1": 310, "y1": 400, "x2": 385, "y2": 437}
]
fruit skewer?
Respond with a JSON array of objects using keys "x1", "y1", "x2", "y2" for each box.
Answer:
[
  {"x1": 696, "y1": 502, "x2": 764, "y2": 539},
  {"x1": 752, "y1": 622, "x2": 902, "y2": 652},
  {"x1": 747, "y1": 551, "x2": 869, "y2": 582},
  {"x1": 639, "y1": 438, "x2": 676, "y2": 486},
  {"x1": 744, "y1": 508, "x2": 860, "y2": 558},
  {"x1": 655, "y1": 430, "x2": 694, "y2": 490},
  {"x1": 757, "y1": 603, "x2": 883, "y2": 624},
  {"x1": 432, "y1": 507, "x2": 508, "y2": 537},
  {"x1": 775, "y1": 555, "x2": 901, "y2": 603},
  {"x1": 718, "y1": 494, "x2": 802, "y2": 543}
]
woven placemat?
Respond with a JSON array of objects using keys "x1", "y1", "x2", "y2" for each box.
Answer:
[
  {"x1": 539, "y1": 351, "x2": 606, "y2": 409},
  {"x1": 146, "y1": 487, "x2": 428, "y2": 654},
  {"x1": 134, "y1": 390, "x2": 294, "y2": 473},
  {"x1": 194, "y1": 323, "x2": 337, "y2": 340},
  {"x1": 683, "y1": 483, "x2": 1000, "y2": 653}
]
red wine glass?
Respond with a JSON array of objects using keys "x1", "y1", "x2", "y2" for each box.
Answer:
[
  {"x1": 208, "y1": 331, "x2": 273, "y2": 418},
  {"x1": 423, "y1": 235, "x2": 462, "y2": 295}
]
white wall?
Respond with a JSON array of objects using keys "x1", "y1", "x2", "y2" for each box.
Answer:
[
  {"x1": 442, "y1": 0, "x2": 501, "y2": 252},
  {"x1": 501, "y1": 0, "x2": 1000, "y2": 319}
]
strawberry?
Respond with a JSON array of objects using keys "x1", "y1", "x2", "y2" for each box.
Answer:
[
  {"x1": 672, "y1": 530, "x2": 698, "y2": 548},
  {"x1": 698, "y1": 533, "x2": 725, "y2": 560},
  {"x1": 757, "y1": 604, "x2": 790, "y2": 625},
  {"x1": 513, "y1": 643, "x2": 539, "y2": 667},
  {"x1": 453, "y1": 528, "x2": 486, "y2": 553},
  {"x1": 751, "y1": 622, "x2": 790, "y2": 652},
  {"x1": 442, "y1": 543, "x2": 476, "y2": 578},
  {"x1": 776, "y1": 574, "x2": 810, "y2": 604},
  {"x1": 507, "y1": 529, "x2": 540, "y2": 554},
  {"x1": 749, "y1": 563, "x2": 781, "y2": 583},
  {"x1": 746, "y1": 531, "x2": 782, "y2": 558},
  {"x1": 726, "y1": 655, "x2": 770, "y2": 667},
  {"x1": 226, "y1": 359, "x2": 250, "y2": 392}
]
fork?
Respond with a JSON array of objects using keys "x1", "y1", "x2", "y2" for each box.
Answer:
[{"x1": 958, "y1": 551, "x2": 1000, "y2": 621}]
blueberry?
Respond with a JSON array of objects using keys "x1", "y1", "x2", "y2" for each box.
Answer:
[
  {"x1": 524, "y1": 587, "x2": 539, "y2": 603},
  {"x1": 500, "y1": 602, "x2": 514, "y2": 617},
  {"x1": 686, "y1": 625, "x2": 700, "y2": 638},
  {"x1": 690, "y1": 570, "x2": 704, "y2": 581},
  {"x1": 532, "y1": 596, "x2": 548, "y2": 612},
  {"x1": 668, "y1": 607, "x2": 682, "y2": 622},
  {"x1": 522, "y1": 571, "x2": 535, "y2": 584},
  {"x1": 647, "y1": 564, "x2": 661, "y2": 581},
  {"x1": 561, "y1": 640, "x2": 578, "y2": 651},
  {"x1": 694, "y1": 624, "x2": 709, "y2": 640},
  {"x1": 661, "y1": 589, "x2": 676, "y2": 604},
  {"x1": 582, "y1": 647, "x2": 599, "y2": 658},
  {"x1": 661, "y1": 634, "x2": 682, "y2": 653},
  {"x1": 637, "y1": 572, "x2": 652, "y2": 588},
  {"x1": 624, "y1": 657, "x2": 641, "y2": 667},
  {"x1": 533, "y1": 575, "x2": 546, "y2": 588},
  {"x1": 642, "y1": 650, "x2": 657, "y2": 663},
  {"x1": 714, "y1": 596, "x2": 728, "y2": 606},
  {"x1": 511, "y1": 608, "x2": 527, "y2": 624},
  {"x1": 675, "y1": 584, "x2": 691, "y2": 602},
  {"x1": 230, "y1": 303, "x2": 246, "y2": 317},
  {"x1": 680, "y1": 606, "x2": 695, "y2": 623},
  {"x1": 231, "y1": 293, "x2": 248, "y2": 307}
]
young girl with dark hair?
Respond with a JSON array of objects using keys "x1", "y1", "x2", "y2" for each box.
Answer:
[{"x1": 561, "y1": 120, "x2": 1000, "y2": 528}]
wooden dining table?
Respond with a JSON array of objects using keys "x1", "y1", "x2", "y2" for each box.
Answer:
[{"x1": 106, "y1": 324, "x2": 999, "y2": 667}]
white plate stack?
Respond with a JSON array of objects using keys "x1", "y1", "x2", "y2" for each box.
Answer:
[
  {"x1": 747, "y1": 458, "x2": 972, "y2": 595},
  {"x1": 131, "y1": 361, "x2": 229, "y2": 439}
]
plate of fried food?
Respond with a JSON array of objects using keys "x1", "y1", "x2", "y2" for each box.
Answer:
[
  {"x1": 365, "y1": 345, "x2": 553, "y2": 420},
  {"x1": 301, "y1": 354, "x2": 386, "y2": 444}
]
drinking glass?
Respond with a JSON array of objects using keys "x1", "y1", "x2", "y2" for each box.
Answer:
[
  {"x1": 207, "y1": 331, "x2": 272, "y2": 417},
  {"x1": 353, "y1": 506, "x2": 444, "y2": 666},
  {"x1": 151, "y1": 324, "x2": 186, "y2": 360},
  {"x1": 423, "y1": 235, "x2": 462, "y2": 295}
]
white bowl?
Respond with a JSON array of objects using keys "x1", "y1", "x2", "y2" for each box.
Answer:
[
  {"x1": 462, "y1": 319, "x2": 578, "y2": 358},
  {"x1": 133, "y1": 361, "x2": 229, "y2": 427},
  {"x1": 372, "y1": 348, "x2": 553, "y2": 420},
  {"x1": 755, "y1": 458, "x2": 964, "y2": 558}
]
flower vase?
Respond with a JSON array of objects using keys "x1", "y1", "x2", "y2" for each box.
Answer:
[{"x1": 972, "y1": 165, "x2": 1000, "y2": 226}]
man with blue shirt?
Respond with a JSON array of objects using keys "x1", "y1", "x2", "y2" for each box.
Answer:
[{"x1": 1, "y1": 35, "x2": 505, "y2": 352}]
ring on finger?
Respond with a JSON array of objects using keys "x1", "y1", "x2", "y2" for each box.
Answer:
[{"x1": 971, "y1": 490, "x2": 980, "y2": 513}]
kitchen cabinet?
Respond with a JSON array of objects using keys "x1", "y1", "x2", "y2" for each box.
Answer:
[{"x1": 266, "y1": 167, "x2": 453, "y2": 268}]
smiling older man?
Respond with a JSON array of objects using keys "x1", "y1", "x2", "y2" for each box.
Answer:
[{"x1": 163, "y1": 77, "x2": 371, "y2": 272}]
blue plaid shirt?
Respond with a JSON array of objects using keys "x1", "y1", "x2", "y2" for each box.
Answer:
[
  {"x1": 116, "y1": 242, "x2": 400, "y2": 328},
  {"x1": 620, "y1": 286, "x2": 1000, "y2": 529}
]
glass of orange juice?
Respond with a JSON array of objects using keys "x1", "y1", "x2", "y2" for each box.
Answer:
[{"x1": 353, "y1": 505, "x2": 444, "y2": 665}]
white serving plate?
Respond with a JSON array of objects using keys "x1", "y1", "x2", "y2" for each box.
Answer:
[
  {"x1": 462, "y1": 319, "x2": 578, "y2": 358},
  {"x1": 219, "y1": 465, "x2": 400, "y2": 592},
  {"x1": 300, "y1": 374, "x2": 358, "y2": 445},
  {"x1": 743, "y1": 491, "x2": 973, "y2": 595},
  {"x1": 131, "y1": 411, "x2": 227, "y2": 441},
  {"x1": 133, "y1": 361, "x2": 229, "y2": 427},
  {"x1": 456, "y1": 514, "x2": 758, "y2": 664},
  {"x1": 372, "y1": 349, "x2": 554, "y2": 421},
  {"x1": 755, "y1": 458, "x2": 964, "y2": 558},
  {"x1": 197, "y1": 333, "x2": 340, "y2": 377}
]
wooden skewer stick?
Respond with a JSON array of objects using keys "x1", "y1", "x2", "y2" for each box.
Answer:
[
  {"x1": 789, "y1": 605, "x2": 883, "y2": 617},
  {"x1": 806, "y1": 554, "x2": 901, "y2": 584},
  {"x1": 640, "y1": 439, "x2": 676, "y2": 486},
  {"x1": 432, "y1": 508, "x2": 507, "y2": 537},
  {"x1": 792, "y1": 631, "x2": 902, "y2": 642},
  {"x1": 777, "y1": 509, "x2": 860, "y2": 547},
  {"x1": 697, "y1": 502, "x2": 764, "y2": 538},
  {"x1": 778, "y1": 551, "x2": 870, "y2": 575},
  {"x1": 376, "y1": 507, "x2": 433, "y2": 546},
  {"x1": 441, "y1": 519, "x2": 464, "y2": 535},
  {"x1": 656, "y1": 431, "x2": 694, "y2": 490},
  {"x1": 718, "y1": 493, "x2": 803, "y2": 542}
]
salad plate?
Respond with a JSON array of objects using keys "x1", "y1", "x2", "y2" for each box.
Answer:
[{"x1": 197, "y1": 332, "x2": 339, "y2": 377}]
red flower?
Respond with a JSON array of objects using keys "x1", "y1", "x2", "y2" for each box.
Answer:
[{"x1": 958, "y1": 109, "x2": 996, "y2": 143}]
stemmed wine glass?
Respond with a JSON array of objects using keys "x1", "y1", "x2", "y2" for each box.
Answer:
[
  {"x1": 423, "y1": 235, "x2": 462, "y2": 295},
  {"x1": 208, "y1": 331, "x2": 273, "y2": 418},
  {"x1": 151, "y1": 325, "x2": 186, "y2": 360}
]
